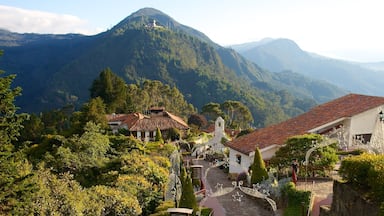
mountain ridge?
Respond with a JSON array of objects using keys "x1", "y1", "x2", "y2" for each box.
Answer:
[
  {"x1": 231, "y1": 38, "x2": 384, "y2": 97},
  {"x1": 0, "y1": 8, "x2": 349, "y2": 126}
]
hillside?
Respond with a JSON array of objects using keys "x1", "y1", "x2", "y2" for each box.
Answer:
[
  {"x1": 231, "y1": 38, "x2": 384, "y2": 97},
  {"x1": 0, "y1": 8, "x2": 342, "y2": 127}
]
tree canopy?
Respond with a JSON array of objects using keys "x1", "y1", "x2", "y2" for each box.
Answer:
[
  {"x1": 0, "y1": 51, "x2": 34, "y2": 214},
  {"x1": 90, "y1": 69, "x2": 196, "y2": 118},
  {"x1": 269, "y1": 134, "x2": 338, "y2": 177},
  {"x1": 201, "y1": 100, "x2": 254, "y2": 129}
]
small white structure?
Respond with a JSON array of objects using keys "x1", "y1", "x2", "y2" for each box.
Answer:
[
  {"x1": 226, "y1": 94, "x2": 384, "y2": 174},
  {"x1": 207, "y1": 117, "x2": 228, "y2": 152},
  {"x1": 192, "y1": 117, "x2": 229, "y2": 156}
]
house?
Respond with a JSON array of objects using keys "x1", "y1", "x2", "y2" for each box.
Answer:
[
  {"x1": 225, "y1": 94, "x2": 384, "y2": 174},
  {"x1": 106, "y1": 107, "x2": 189, "y2": 141}
]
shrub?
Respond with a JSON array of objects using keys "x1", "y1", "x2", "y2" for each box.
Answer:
[
  {"x1": 281, "y1": 182, "x2": 311, "y2": 216},
  {"x1": 200, "y1": 207, "x2": 213, "y2": 216},
  {"x1": 250, "y1": 147, "x2": 269, "y2": 184},
  {"x1": 339, "y1": 153, "x2": 384, "y2": 201},
  {"x1": 149, "y1": 200, "x2": 174, "y2": 216}
]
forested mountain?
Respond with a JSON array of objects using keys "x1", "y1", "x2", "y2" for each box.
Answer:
[
  {"x1": 231, "y1": 38, "x2": 384, "y2": 97},
  {"x1": 0, "y1": 8, "x2": 343, "y2": 127}
]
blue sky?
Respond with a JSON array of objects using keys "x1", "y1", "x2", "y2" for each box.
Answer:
[{"x1": 1, "y1": 0, "x2": 384, "y2": 62}]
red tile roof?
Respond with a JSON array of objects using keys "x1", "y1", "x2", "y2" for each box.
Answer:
[
  {"x1": 226, "y1": 94, "x2": 384, "y2": 154},
  {"x1": 129, "y1": 111, "x2": 189, "y2": 131},
  {"x1": 107, "y1": 111, "x2": 189, "y2": 131}
]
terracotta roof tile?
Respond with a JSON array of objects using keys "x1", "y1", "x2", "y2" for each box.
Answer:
[
  {"x1": 226, "y1": 94, "x2": 384, "y2": 154},
  {"x1": 107, "y1": 111, "x2": 189, "y2": 131}
]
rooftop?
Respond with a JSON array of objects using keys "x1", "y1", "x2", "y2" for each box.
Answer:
[{"x1": 226, "y1": 94, "x2": 384, "y2": 154}]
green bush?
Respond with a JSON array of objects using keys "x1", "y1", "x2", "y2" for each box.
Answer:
[
  {"x1": 281, "y1": 182, "x2": 311, "y2": 216},
  {"x1": 149, "y1": 200, "x2": 174, "y2": 216},
  {"x1": 339, "y1": 153, "x2": 384, "y2": 201},
  {"x1": 200, "y1": 207, "x2": 213, "y2": 216}
]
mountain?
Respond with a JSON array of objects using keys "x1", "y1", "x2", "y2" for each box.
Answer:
[
  {"x1": 0, "y1": 8, "x2": 344, "y2": 127},
  {"x1": 231, "y1": 38, "x2": 384, "y2": 97},
  {"x1": 360, "y1": 61, "x2": 384, "y2": 71}
]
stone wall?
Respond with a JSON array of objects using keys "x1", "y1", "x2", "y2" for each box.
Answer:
[{"x1": 321, "y1": 180, "x2": 380, "y2": 216}]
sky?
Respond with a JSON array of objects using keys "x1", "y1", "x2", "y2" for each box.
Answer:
[{"x1": 1, "y1": 0, "x2": 384, "y2": 62}]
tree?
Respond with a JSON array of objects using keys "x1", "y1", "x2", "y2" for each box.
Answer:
[
  {"x1": 250, "y1": 147, "x2": 269, "y2": 184},
  {"x1": 201, "y1": 102, "x2": 223, "y2": 122},
  {"x1": 269, "y1": 134, "x2": 338, "y2": 177},
  {"x1": 0, "y1": 51, "x2": 34, "y2": 214},
  {"x1": 81, "y1": 97, "x2": 108, "y2": 129},
  {"x1": 201, "y1": 101, "x2": 253, "y2": 129},
  {"x1": 87, "y1": 185, "x2": 141, "y2": 216},
  {"x1": 0, "y1": 70, "x2": 26, "y2": 144},
  {"x1": 167, "y1": 127, "x2": 181, "y2": 141},
  {"x1": 221, "y1": 100, "x2": 253, "y2": 129},
  {"x1": 90, "y1": 68, "x2": 128, "y2": 113},
  {"x1": 50, "y1": 122, "x2": 110, "y2": 186},
  {"x1": 187, "y1": 114, "x2": 208, "y2": 129},
  {"x1": 155, "y1": 127, "x2": 164, "y2": 143},
  {"x1": 18, "y1": 113, "x2": 44, "y2": 143},
  {"x1": 126, "y1": 80, "x2": 196, "y2": 117},
  {"x1": 31, "y1": 166, "x2": 89, "y2": 215},
  {"x1": 179, "y1": 167, "x2": 197, "y2": 212}
]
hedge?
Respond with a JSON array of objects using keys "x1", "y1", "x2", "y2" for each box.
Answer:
[{"x1": 339, "y1": 153, "x2": 384, "y2": 201}]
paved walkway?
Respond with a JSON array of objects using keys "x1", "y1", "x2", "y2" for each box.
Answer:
[
  {"x1": 193, "y1": 158, "x2": 276, "y2": 216},
  {"x1": 190, "y1": 157, "x2": 335, "y2": 216},
  {"x1": 296, "y1": 180, "x2": 333, "y2": 216}
]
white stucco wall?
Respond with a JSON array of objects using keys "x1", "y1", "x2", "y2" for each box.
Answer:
[
  {"x1": 228, "y1": 149, "x2": 251, "y2": 174},
  {"x1": 229, "y1": 145, "x2": 280, "y2": 174},
  {"x1": 348, "y1": 106, "x2": 383, "y2": 146}
]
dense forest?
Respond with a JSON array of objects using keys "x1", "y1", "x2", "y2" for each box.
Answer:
[
  {"x1": 0, "y1": 47, "x2": 256, "y2": 215},
  {"x1": 0, "y1": 55, "x2": 175, "y2": 215}
]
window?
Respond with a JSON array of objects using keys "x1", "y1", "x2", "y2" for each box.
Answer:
[
  {"x1": 236, "y1": 154, "x2": 242, "y2": 164},
  {"x1": 354, "y1": 134, "x2": 371, "y2": 144}
]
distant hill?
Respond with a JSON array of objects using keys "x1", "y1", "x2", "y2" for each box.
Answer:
[
  {"x1": 360, "y1": 61, "x2": 384, "y2": 71},
  {"x1": 231, "y1": 38, "x2": 384, "y2": 97},
  {"x1": 0, "y1": 8, "x2": 347, "y2": 127}
]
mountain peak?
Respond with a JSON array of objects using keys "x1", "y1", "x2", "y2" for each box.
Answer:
[
  {"x1": 111, "y1": 7, "x2": 178, "y2": 33},
  {"x1": 130, "y1": 7, "x2": 166, "y2": 17},
  {"x1": 264, "y1": 38, "x2": 301, "y2": 50},
  {"x1": 110, "y1": 8, "x2": 214, "y2": 44}
]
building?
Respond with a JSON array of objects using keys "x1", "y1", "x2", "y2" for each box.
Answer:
[
  {"x1": 192, "y1": 117, "x2": 231, "y2": 156},
  {"x1": 225, "y1": 94, "x2": 384, "y2": 174},
  {"x1": 106, "y1": 107, "x2": 189, "y2": 141}
]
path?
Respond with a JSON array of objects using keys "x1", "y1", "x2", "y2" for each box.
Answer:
[
  {"x1": 194, "y1": 158, "x2": 275, "y2": 216},
  {"x1": 296, "y1": 180, "x2": 333, "y2": 216}
]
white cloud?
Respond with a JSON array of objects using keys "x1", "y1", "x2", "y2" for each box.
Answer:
[{"x1": 0, "y1": 5, "x2": 102, "y2": 35}]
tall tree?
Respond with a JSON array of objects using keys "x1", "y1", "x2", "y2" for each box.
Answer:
[
  {"x1": 81, "y1": 97, "x2": 108, "y2": 129},
  {"x1": 18, "y1": 113, "x2": 44, "y2": 144},
  {"x1": 201, "y1": 102, "x2": 223, "y2": 122},
  {"x1": 179, "y1": 167, "x2": 197, "y2": 212},
  {"x1": 155, "y1": 127, "x2": 164, "y2": 143},
  {"x1": 90, "y1": 68, "x2": 128, "y2": 113},
  {"x1": 250, "y1": 147, "x2": 269, "y2": 184},
  {"x1": 221, "y1": 100, "x2": 253, "y2": 129},
  {"x1": 127, "y1": 80, "x2": 196, "y2": 117},
  {"x1": 0, "y1": 51, "x2": 34, "y2": 214}
]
